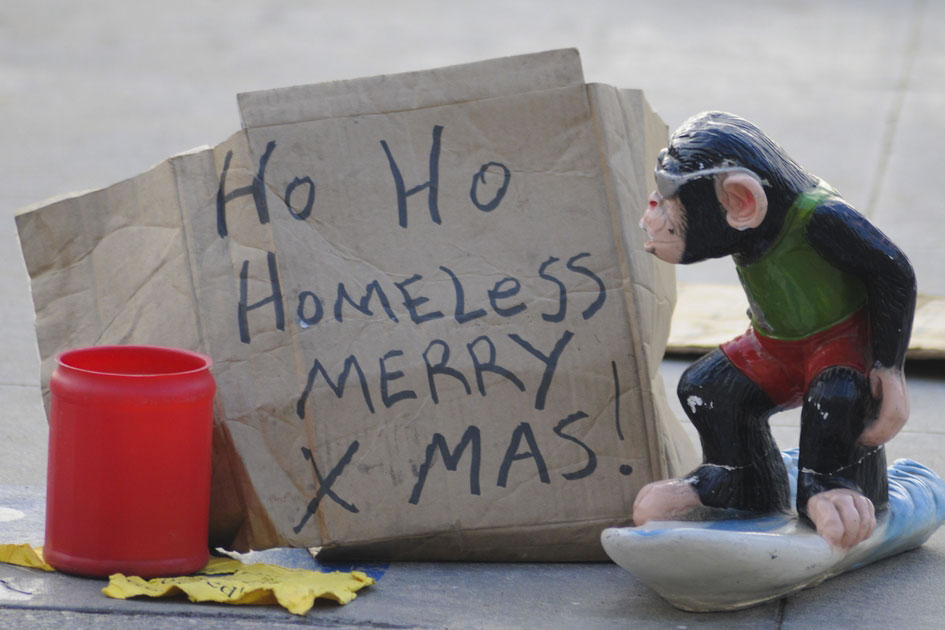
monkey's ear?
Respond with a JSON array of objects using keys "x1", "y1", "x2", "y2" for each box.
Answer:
[{"x1": 717, "y1": 173, "x2": 767, "y2": 231}]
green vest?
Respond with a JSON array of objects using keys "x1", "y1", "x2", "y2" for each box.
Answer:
[{"x1": 735, "y1": 183, "x2": 867, "y2": 340}]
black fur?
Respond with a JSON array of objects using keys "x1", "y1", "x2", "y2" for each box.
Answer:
[{"x1": 662, "y1": 111, "x2": 817, "y2": 264}]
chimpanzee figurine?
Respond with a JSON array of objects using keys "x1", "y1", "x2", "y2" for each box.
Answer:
[{"x1": 634, "y1": 111, "x2": 915, "y2": 549}]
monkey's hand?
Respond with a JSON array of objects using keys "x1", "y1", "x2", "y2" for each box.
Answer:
[
  {"x1": 807, "y1": 488, "x2": 876, "y2": 549},
  {"x1": 859, "y1": 366, "x2": 909, "y2": 447},
  {"x1": 632, "y1": 479, "x2": 702, "y2": 525}
]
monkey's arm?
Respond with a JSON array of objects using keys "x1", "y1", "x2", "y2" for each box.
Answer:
[{"x1": 806, "y1": 200, "x2": 916, "y2": 444}]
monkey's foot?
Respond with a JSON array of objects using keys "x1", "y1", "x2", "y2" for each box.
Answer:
[
  {"x1": 806, "y1": 488, "x2": 876, "y2": 549},
  {"x1": 632, "y1": 478, "x2": 702, "y2": 525}
]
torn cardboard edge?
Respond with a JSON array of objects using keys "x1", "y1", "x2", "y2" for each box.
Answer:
[
  {"x1": 668, "y1": 283, "x2": 945, "y2": 359},
  {"x1": 237, "y1": 48, "x2": 586, "y2": 129}
]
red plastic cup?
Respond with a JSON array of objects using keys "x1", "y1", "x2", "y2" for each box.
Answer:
[{"x1": 44, "y1": 345, "x2": 215, "y2": 578}]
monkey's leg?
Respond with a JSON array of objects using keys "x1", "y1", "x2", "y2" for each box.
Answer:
[
  {"x1": 678, "y1": 349, "x2": 791, "y2": 513},
  {"x1": 797, "y1": 366, "x2": 888, "y2": 518}
]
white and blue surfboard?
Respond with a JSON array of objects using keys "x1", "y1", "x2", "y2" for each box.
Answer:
[{"x1": 601, "y1": 450, "x2": 945, "y2": 611}]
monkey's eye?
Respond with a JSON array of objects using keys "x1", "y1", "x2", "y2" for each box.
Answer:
[{"x1": 668, "y1": 228, "x2": 675, "y2": 235}]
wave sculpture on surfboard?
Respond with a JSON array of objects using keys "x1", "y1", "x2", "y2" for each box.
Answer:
[{"x1": 603, "y1": 112, "x2": 945, "y2": 611}]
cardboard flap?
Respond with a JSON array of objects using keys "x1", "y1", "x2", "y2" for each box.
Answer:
[{"x1": 237, "y1": 48, "x2": 585, "y2": 128}]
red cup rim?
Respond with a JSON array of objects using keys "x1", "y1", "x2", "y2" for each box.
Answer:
[{"x1": 55, "y1": 345, "x2": 213, "y2": 378}]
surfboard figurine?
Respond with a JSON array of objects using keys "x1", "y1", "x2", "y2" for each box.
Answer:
[
  {"x1": 614, "y1": 112, "x2": 945, "y2": 610},
  {"x1": 602, "y1": 450, "x2": 945, "y2": 611}
]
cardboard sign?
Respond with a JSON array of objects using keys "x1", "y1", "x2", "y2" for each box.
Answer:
[{"x1": 16, "y1": 49, "x2": 696, "y2": 560}]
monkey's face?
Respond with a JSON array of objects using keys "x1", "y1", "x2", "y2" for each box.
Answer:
[{"x1": 640, "y1": 191, "x2": 686, "y2": 264}]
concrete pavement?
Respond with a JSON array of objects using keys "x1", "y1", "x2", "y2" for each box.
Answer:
[
  {"x1": 3, "y1": 359, "x2": 944, "y2": 628},
  {"x1": 1, "y1": 1, "x2": 943, "y2": 627}
]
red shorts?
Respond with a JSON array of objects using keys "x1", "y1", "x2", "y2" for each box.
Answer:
[{"x1": 720, "y1": 310, "x2": 871, "y2": 408}]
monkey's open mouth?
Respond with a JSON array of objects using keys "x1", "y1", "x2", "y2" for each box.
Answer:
[
  {"x1": 640, "y1": 224, "x2": 662, "y2": 253},
  {"x1": 640, "y1": 221, "x2": 655, "y2": 242},
  {"x1": 642, "y1": 238, "x2": 658, "y2": 254}
]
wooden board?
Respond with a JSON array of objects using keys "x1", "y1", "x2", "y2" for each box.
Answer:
[{"x1": 668, "y1": 284, "x2": 945, "y2": 359}]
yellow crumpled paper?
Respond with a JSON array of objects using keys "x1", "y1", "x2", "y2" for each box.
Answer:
[
  {"x1": 0, "y1": 545, "x2": 374, "y2": 615},
  {"x1": 103, "y1": 559, "x2": 375, "y2": 615},
  {"x1": 0, "y1": 543, "x2": 55, "y2": 571}
]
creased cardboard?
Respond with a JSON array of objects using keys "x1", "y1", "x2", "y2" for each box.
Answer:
[{"x1": 16, "y1": 49, "x2": 697, "y2": 560}]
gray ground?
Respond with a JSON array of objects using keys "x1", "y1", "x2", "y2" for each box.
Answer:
[{"x1": 1, "y1": 1, "x2": 943, "y2": 627}]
